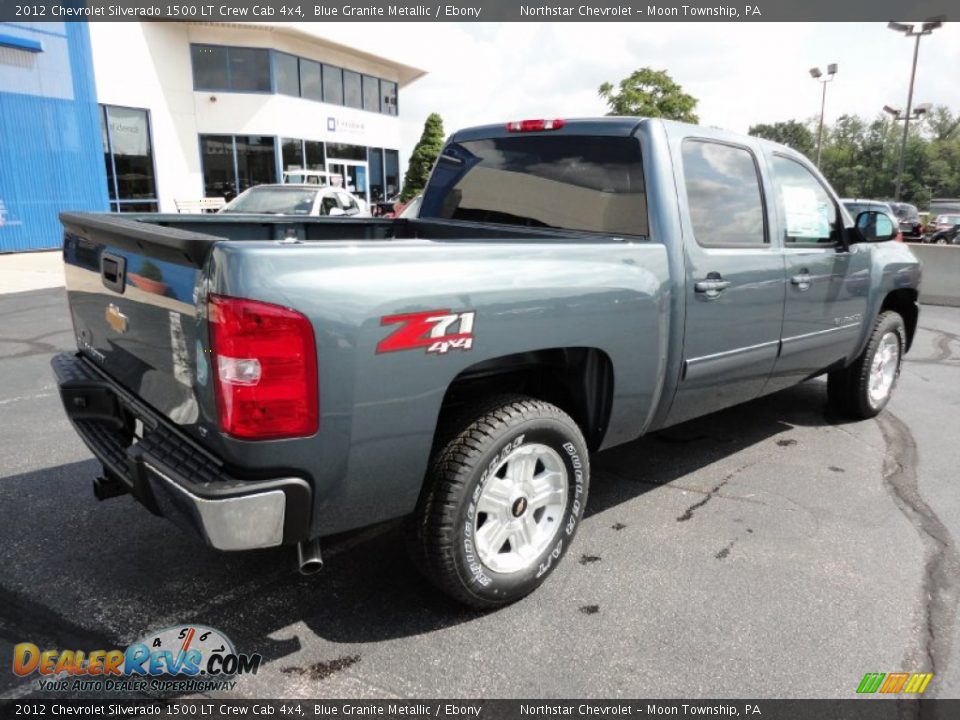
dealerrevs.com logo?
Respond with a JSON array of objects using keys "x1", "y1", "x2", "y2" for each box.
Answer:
[{"x1": 13, "y1": 625, "x2": 261, "y2": 693}]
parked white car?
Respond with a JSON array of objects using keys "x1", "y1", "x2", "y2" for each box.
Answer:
[
  {"x1": 219, "y1": 185, "x2": 370, "y2": 217},
  {"x1": 281, "y1": 170, "x2": 337, "y2": 186}
]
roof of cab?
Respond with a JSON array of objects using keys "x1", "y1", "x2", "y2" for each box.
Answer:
[{"x1": 449, "y1": 116, "x2": 809, "y2": 163}]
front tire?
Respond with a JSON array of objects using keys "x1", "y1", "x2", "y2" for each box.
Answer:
[
  {"x1": 409, "y1": 396, "x2": 589, "y2": 608},
  {"x1": 827, "y1": 311, "x2": 905, "y2": 419}
]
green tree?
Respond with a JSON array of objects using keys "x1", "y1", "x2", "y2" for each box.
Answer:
[
  {"x1": 598, "y1": 68, "x2": 699, "y2": 123},
  {"x1": 748, "y1": 108, "x2": 960, "y2": 207},
  {"x1": 401, "y1": 112, "x2": 445, "y2": 201},
  {"x1": 748, "y1": 120, "x2": 816, "y2": 158},
  {"x1": 925, "y1": 105, "x2": 960, "y2": 142}
]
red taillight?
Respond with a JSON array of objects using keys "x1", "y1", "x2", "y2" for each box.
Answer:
[
  {"x1": 896, "y1": 231, "x2": 904, "y2": 242},
  {"x1": 208, "y1": 294, "x2": 318, "y2": 440},
  {"x1": 506, "y1": 118, "x2": 565, "y2": 132}
]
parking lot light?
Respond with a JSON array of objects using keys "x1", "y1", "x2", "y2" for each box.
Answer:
[
  {"x1": 810, "y1": 63, "x2": 838, "y2": 168},
  {"x1": 888, "y1": 19, "x2": 942, "y2": 200}
]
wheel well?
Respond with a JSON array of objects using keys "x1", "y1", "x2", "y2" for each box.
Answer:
[
  {"x1": 881, "y1": 289, "x2": 919, "y2": 351},
  {"x1": 437, "y1": 348, "x2": 614, "y2": 451}
]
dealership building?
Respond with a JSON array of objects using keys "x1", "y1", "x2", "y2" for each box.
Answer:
[{"x1": 0, "y1": 21, "x2": 426, "y2": 252}]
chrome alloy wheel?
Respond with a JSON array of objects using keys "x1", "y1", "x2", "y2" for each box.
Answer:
[
  {"x1": 473, "y1": 443, "x2": 568, "y2": 574},
  {"x1": 868, "y1": 331, "x2": 900, "y2": 408}
]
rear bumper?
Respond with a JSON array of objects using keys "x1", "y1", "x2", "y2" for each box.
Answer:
[{"x1": 52, "y1": 352, "x2": 312, "y2": 550}]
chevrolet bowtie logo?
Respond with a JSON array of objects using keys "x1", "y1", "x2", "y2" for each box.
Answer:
[{"x1": 105, "y1": 304, "x2": 128, "y2": 334}]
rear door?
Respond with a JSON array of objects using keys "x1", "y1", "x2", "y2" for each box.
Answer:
[
  {"x1": 764, "y1": 153, "x2": 871, "y2": 392},
  {"x1": 664, "y1": 133, "x2": 785, "y2": 426}
]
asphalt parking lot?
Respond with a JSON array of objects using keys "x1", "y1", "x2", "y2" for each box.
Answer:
[{"x1": 1, "y1": 287, "x2": 958, "y2": 700}]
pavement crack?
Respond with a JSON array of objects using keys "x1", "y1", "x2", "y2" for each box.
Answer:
[
  {"x1": 676, "y1": 464, "x2": 751, "y2": 522},
  {"x1": 907, "y1": 327, "x2": 959, "y2": 367},
  {"x1": 876, "y1": 411, "x2": 960, "y2": 694}
]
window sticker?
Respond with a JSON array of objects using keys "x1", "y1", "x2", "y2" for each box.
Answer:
[{"x1": 781, "y1": 185, "x2": 830, "y2": 238}]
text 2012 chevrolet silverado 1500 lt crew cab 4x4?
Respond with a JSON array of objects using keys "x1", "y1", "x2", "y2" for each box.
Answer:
[{"x1": 53, "y1": 118, "x2": 920, "y2": 608}]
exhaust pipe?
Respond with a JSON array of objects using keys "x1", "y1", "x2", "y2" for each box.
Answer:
[{"x1": 297, "y1": 537, "x2": 324, "y2": 575}]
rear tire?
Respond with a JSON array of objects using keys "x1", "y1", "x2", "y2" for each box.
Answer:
[
  {"x1": 827, "y1": 311, "x2": 905, "y2": 419},
  {"x1": 408, "y1": 396, "x2": 589, "y2": 608}
]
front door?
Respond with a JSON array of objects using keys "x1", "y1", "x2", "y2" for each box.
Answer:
[
  {"x1": 327, "y1": 160, "x2": 370, "y2": 206},
  {"x1": 765, "y1": 154, "x2": 871, "y2": 392},
  {"x1": 664, "y1": 136, "x2": 786, "y2": 427}
]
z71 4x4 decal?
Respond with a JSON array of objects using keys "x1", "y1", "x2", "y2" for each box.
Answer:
[{"x1": 376, "y1": 310, "x2": 475, "y2": 355}]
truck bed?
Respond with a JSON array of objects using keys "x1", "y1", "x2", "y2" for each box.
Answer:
[{"x1": 61, "y1": 212, "x2": 637, "y2": 271}]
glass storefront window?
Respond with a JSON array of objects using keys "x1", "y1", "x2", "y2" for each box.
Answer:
[
  {"x1": 281, "y1": 138, "x2": 305, "y2": 173},
  {"x1": 115, "y1": 202, "x2": 160, "y2": 213},
  {"x1": 228, "y1": 48, "x2": 271, "y2": 92},
  {"x1": 305, "y1": 141, "x2": 326, "y2": 170},
  {"x1": 191, "y1": 45, "x2": 270, "y2": 92},
  {"x1": 275, "y1": 52, "x2": 300, "y2": 96},
  {"x1": 368, "y1": 148, "x2": 384, "y2": 204},
  {"x1": 101, "y1": 105, "x2": 159, "y2": 213},
  {"x1": 343, "y1": 70, "x2": 362, "y2": 109},
  {"x1": 381, "y1": 81, "x2": 398, "y2": 116},
  {"x1": 200, "y1": 135, "x2": 236, "y2": 199},
  {"x1": 190, "y1": 44, "x2": 398, "y2": 115},
  {"x1": 191, "y1": 45, "x2": 229, "y2": 90},
  {"x1": 327, "y1": 143, "x2": 366, "y2": 161},
  {"x1": 235, "y1": 136, "x2": 277, "y2": 192},
  {"x1": 322, "y1": 64, "x2": 343, "y2": 105},
  {"x1": 300, "y1": 59, "x2": 322, "y2": 102},
  {"x1": 385, "y1": 149, "x2": 400, "y2": 198},
  {"x1": 101, "y1": 107, "x2": 116, "y2": 201},
  {"x1": 362, "y1": 75, "x2": 380, "y2": 113}
]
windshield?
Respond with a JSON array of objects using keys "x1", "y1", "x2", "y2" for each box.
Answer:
[
  {"x1": 844, "y1": 202, "x2": 885, "y2": 218},
  {"x1": 891, "y1": 203, "x2": 919, "y2": 220},
  {"x1": 221, "y1": 187, "x2": 318, "y2": 215},
  {"x1": 939, "y1": 215, "x2": 960, "y2": 225}
]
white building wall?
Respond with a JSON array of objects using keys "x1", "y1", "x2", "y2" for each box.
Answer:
[{"x1": 89, "y1": 22, "x2": 406, "y2": 213}]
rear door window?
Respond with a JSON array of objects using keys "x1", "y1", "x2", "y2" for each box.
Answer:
[
  {"x1": 420, "y1": 135, "x2": 648, "y2": 237},
  {"x1": 680, "y1": 139, "x2": 766, "y2": 247}
]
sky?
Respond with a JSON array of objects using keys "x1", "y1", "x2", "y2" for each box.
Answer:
[{"x1": 305, "y1": 22, "x2": 960, "y2": 158}]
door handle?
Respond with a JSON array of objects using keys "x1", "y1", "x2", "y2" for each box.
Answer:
[
  {"x1": 694, "y1": 276, "x2": 732, "y2": 298},
  {"x1": 790, "y1": 272, "x2": 812, "y2": 291}
]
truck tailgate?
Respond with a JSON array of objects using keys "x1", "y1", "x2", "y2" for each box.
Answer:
[{"x1": 61, "y1": 213, "x2": 211, "y2": 427}]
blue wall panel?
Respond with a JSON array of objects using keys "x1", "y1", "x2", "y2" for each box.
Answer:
[{"x1": 0, "y1": 22, "x2": 108, "y2": 252}]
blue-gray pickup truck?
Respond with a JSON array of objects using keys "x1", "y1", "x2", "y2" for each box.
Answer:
[{"x1": 54, "y1": 118, "x2": 921, "y2": 607}]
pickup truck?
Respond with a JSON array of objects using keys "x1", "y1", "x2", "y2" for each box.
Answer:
[{"x1": 53, "y1": 117, "x2": 921, "y2": 608}]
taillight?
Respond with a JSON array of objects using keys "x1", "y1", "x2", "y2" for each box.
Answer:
[
  {"x1": 208, "y1": 294, "x2": 318, "y2": 440},
  {"x1": 896, "y1": 231, "x2": 904, "y2": 242},
  {"x1": 506, "y1": 118, "x2": 565, "y2": 132}
]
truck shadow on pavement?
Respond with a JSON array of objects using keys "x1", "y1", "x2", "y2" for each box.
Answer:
[{"x1": 0, "y1": 379, "x2": 848, "y2": 692}]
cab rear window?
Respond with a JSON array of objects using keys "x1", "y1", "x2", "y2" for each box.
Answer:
[{"x1": 420, "y1": 135, "x2": 648, "y2": 237}]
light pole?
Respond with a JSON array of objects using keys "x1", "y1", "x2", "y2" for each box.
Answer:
[
  {"x1": 810, "y1": 64, "x2": 837, "y2": 168},
  {"x1": 888, "y1": 20, "x2": 942, "y2": 200},
  {"x1": 884, "y1": 103, "x2": 932, "y2": 199}
]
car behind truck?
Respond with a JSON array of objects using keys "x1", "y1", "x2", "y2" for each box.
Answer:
[{"x1": 54, "y1": 117, "x2": 920, "y2": 608}]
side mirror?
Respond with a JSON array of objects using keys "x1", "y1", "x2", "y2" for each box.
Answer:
[
  {"x1": 854, "y1": 211, "x2": 897, "y2": 243},
  {"x1": 327, "y1": 207, "x2": 346, "y2": 217}
]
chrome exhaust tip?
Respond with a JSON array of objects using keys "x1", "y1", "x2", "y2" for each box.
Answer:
[{"x1": 297, "y1": 537, "x2": 324, "y2": 575}]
